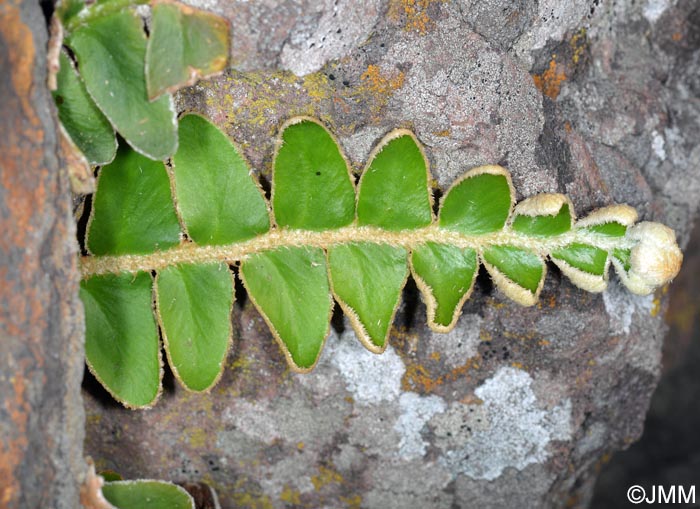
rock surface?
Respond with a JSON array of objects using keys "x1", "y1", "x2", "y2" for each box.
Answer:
[
  {"x1": 0, "y1": 2, "x2": 86, "y2": 508},
  {"x1": 84, "y1": 1, "x2": 700, "y2": 507}
]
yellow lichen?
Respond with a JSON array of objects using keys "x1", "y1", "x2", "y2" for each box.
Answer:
[
  {"x1": 569, "y1": 28, "x2": 588, "y2": 65},
  {"x1": 311, "y1": 466, "x2": 344, "y2": 491},
  {"x1": 186, "y1": 427, "x2": 209, "y2": 449},
  {"x1": 302, "y1": 72, "x2": 332, "y2": 101},
  {"x1": 340, "y1": 494, "x2": 363, "y2": 508},
  {"x1": 280, "y1": 485, "x2": 301, "y2": 505},
  {"x1": 86, "y1": 413, "x2": 102, "y2": 426},
  {"x1": 231, "y1": 477, "x2": 274, "y2": 509}
]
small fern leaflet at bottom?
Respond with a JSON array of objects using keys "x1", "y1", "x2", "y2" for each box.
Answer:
[{"x1": 79, "y1": 114, "x2": 683, "y2": 408}]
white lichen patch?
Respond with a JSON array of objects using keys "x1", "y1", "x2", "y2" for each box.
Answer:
[
  {"x1": 643, "y1": 0, "x2": 671, "y2": 23},
  {"x1": 427, "y1": 314, "x2": 482, "y2": 369},
  {"x1": 651, "y1": 130, "x2": 667, "y2": 160},
  {"x1": 327, "y1": 329, "x2": 405, "y2": 405},
  {"x1": 220, "y1": 396, "x2": 348, "y2": 447},
  {"x1": 603, "y1": 279, "x2": 654, "y2": 335},
  {"x1": 439, "y1": 367, "x2": 572, "y2": 481},
  {"x1": 338, "y1": 126, "x2": 390, "y2": 168},
  {"x1": 430, "y1": 401, "x2": 490, "y2": 450},
  {"x1": 279, "y1": 0, "x2": 381, "y2": 76},
  {"x1": 395, "y1": 392, "x2": 447, "y2": 460}
]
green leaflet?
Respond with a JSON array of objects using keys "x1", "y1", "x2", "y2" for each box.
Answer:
[
  {"x1": 79, "y1": 115, "x2": 683, "y2": 408},
  {"x1": 273, "y1": 119, "x2": 355, "y2": 230},
  {"x1": 52, "y1": 51, "x2": 116, "y2": 165},
  {"x1": 357, "y1": 132, "x2": 433, "y2": 230},
  {"x1": 583, "y1": 222, "x2": 627, "y2": 237},
  {"x1": 101, "y1": 471, "x2": 123, "y2": 482},
  {"x1": 328, "y1": 243, "x2": 408, "y2": 350},
  {"x1": 56, "y1": 0, "x2": 229, "y2": 168},
  {"x1": 511, "y1": 199, "x2": 572, "y2": 237},
  {"x1": 81, "y1": 272, "x2": 161, "y2": 408},
  {"x1": 102, "y1": 480, "x2": 194, "y2": 509},
  {"x1": 67, "y1": 10, "x2": 177, "y2": 160},
  {"x1": 145, "y1": 2, "x2": 229, "y2": 100},
  {"x1": 551, "y1": 243, "x2": 608, "y2": 276},
  {"x1": 411, "y1": 243, "x2": 477, "y2": 330},
  {"x1": 240, "y1": 247, "x2": 332, "y2": 371},
  {"x1": 439, "y1": 166, "x2": 513, "y2": 234},
  {"x1": 156, "y1": 263, "x2": 233, "y2": 392},
  {"x1": 482, "y1": 246, "x2": 545, "y2": 305},
  {"x1": 87, "y1": 145, "x2": 181, "y2": 256},
  {"x1": 173, "y1": 114, "x2": 270, "y2": 245},
  {"x1": 612, "y1": 248, "x2": 632, "y2": 271},
  {"x1": 55, "y1": 0, "x2": 85, "y2": 24},
  {"x1": 550, "y1": 243, "x2": 609, "y2": 292}
]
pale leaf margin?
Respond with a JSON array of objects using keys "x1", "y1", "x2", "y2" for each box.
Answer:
[
  {"x1": 408, "y1": 249, "x2": 477, "y2": 333},
  {"x1": 238, "y1": 249, "x2": 335, "y2": 373},
  {"x1": 332, "y1": 128, "x2": 431, "y2": 352},
  {"x1": 153, "y1": 266, "x2": 235, "y2": 393},
  {"x1": 82, "y1": 273, "x2": 165, "y2": 410}
]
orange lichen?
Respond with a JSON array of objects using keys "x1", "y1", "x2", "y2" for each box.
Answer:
[
  {"x1": 532, "y1": 56, "x2": 567, "y2": 100},
  {"x1": 360, "y1": 65, "x2": 405, "y2": 98},
  {"x1": 533, "y1": 30, "x2": 587, "y2": 100},
  {"x1": 355, "y1": 64, "x2": 407, "y2": 120},
  {"x1": 389, "y1": 0, "x2": 446, "y2": 34},
  {"x1": 402, "y1": 363, "x2": 436, "y2": 392},
  {"x1": 402, "y1": 356, "x2": 481, "y2": 393}
]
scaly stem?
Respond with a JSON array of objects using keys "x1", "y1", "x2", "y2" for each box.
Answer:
[{"x1": 80, "y1": 225, "x2": 634, "y2": 278}]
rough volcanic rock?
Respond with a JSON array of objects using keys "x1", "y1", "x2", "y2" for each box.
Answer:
[
  {"x1": 83, "y1": 1, "x2": 700, "y2": 507},
  {"x1": 0, "y1": 2, "x2": 86, "y2": 508}
]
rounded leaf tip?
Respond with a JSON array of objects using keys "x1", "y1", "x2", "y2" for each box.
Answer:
[{"x1": 623, "y1": 222, "x2": 683, "y2": 294}]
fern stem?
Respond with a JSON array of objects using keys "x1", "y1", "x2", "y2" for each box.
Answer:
[{"x1": 80, "y1": 225, "x2": 634, "y2": 278}]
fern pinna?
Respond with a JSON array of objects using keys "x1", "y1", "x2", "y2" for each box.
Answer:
[{"x1": 79, "y1": 114, "x2": 682, "y2": 408}]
